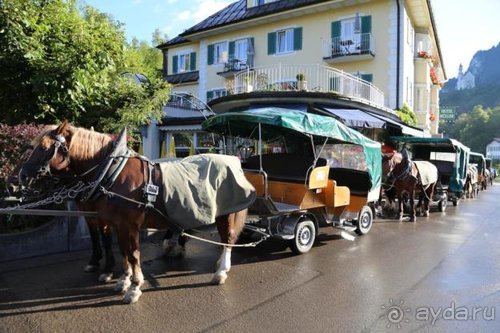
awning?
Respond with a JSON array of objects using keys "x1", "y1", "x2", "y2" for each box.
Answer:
[
  {"x1": 368, "y1": 113, "x2": 427, "y2": 137},
  {"x1": 321, "y1": 108, "x2": 386, "y2": 128}
]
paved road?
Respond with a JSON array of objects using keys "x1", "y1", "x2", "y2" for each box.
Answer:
[{"x1": 1, "y1": 184, "x2": 500, "y2": 333}]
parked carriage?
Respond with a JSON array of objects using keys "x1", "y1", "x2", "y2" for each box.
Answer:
[
  {"x1": 469, "y1": 152, "x2": 488, "y2": 191},
  {"x1": 202, "y1": 107, "x2": 381, "y2": 254},
  {"x1": 485, "y1": 158, "x2": 496, "y2": 185},
  {"x1": 389, "y1": 137, "x2": 470, "y2": 209}
]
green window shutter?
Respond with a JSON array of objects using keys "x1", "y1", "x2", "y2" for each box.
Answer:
[
  {"x1": 228, "y1": 41, "x2": 235, "y2": 60},
  {"x1": 361, "y1": 74, "x2": 373, "y2": 83},
  {"x1": 293, "y1": 27, "x2": 303, "y2": 51},
  {"x1": 361, "y1": 15, "x2": 372, "y2": 33},
  {"x1": 190, "y1": 52, "x2": 196, "y2": 71},
  {"x1": 267, "y1": 32, "x2": 276, "y2": 55},
  {"x1": 206, "y1": 91, "x2": 214, "y2": 101},
  {"x1": 331, "y1": 21, "x2": 341, "y2": 38},
  {"x1": 361, "y1": 16, "x2": 372, "y2": 51},
  {"x1": 207, "y1": 44, "x2": 214, "y2": 65},
  {"x1": 172, "y1": 55, "x2": 178, "y2": 74}
]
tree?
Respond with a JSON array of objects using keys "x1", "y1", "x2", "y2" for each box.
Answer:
[
  {"x1": 123, "y1": 29, "x2": 167, "y2": 80},
  {"x1": 396, "y1": 104, "x2": 418, "y2": 126},
  {"x1": 0, "y1": 0, "x2": 170, "y2": 132}
]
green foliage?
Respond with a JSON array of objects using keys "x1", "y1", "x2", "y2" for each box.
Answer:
[
  {"x1": 443, "y1": 105, "x2": 500, "y2": 153},
  {"x1": 0, "y1": 0, "x2": 170, "y2": 132},
  {"x1": 395, "y1": 104, "x2": 417, "y2": 126}
]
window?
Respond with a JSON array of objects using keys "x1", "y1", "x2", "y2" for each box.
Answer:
[
  {"x1": 214, "y1": 42, "x2": 228, "y2": 64},
  {"x1": 267, "y1": 27, "x2": 302, "y2": 55},
  {"x1": 331, "y1": 15, "x2": 371, "y2": 55},
  {"x1": 234, "y1": 39, "x2": 248, "y2": 64},
  {"x1": 206, "y1": 89, "x2": 228, "y2": 102},
  {"x1": 277, "y1": 29, "x2": 294, "y2": 53},
  {"x1": 179, "y1": 53, "x2": 190, "y2": 72},
  {"x1": 172, "y1": 52, "x2": 196, "y2": 74}
]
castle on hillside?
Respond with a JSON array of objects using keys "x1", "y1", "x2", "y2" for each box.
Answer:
[{"x1": 456, "y1": 63, "x2": 475, "y2": 90}]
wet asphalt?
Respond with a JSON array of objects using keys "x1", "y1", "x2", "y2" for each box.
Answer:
[{"x1": 1, "y1": 184, "x2": 500, "y2": 333}]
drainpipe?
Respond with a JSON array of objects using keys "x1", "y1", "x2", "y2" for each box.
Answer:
[{"x1": 395, "y1": 0, "x2": 401, "y2": 109}]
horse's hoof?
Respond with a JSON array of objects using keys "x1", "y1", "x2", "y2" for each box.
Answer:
[
  {"x1": 409, "y1": 217, "x2": 416, "y2": 223},
  {"x1": 424, "y1": 211, "x2": 430, "y2": 217},
  {"x1": 212, "y1": 272, "x2": 228, "y2": 285},
  {"x1": 99, "y1": 272, "x2": 113, "y2": 283},
  {"x1": 84, "y1": 264, "x2": 99, "y2": 272},
  {"x1": 123, "y1": 286, "x2": 142, "y2": 304},
  {"x1": 162, "y1": 240, "x2": 185, "y2": 258},
  {"x1": 115, "y1": 278, "x2": 131, "y2": 293}
]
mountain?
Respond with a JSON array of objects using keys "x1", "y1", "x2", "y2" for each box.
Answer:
[{"x1": 440, "y1": 42, "x2": 500, "y2": 115}]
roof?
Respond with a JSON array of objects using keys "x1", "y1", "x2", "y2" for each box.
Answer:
[
  {"x1": 159, "y1": 0, "x2": 333, "y2": 47},
  {"x1": 202, "y1": 107, "x2": 382, "y2": 191},
  {"x1": 165, "y1": 71, "x2": 199, "y2": 84}
]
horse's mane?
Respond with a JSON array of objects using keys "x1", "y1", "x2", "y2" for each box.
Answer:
[{"x1": 69, "y1": 127, "x2": 113, "y2": 161}]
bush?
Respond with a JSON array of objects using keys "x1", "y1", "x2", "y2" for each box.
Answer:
[
  {"x1": 0, "y1": 123, "x2": 45, "y2": 188},
  {"x1": 0, "y1": 123, "x2": 53, "y2": 234}
]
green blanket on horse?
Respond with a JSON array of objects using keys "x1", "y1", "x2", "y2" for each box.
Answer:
[{"x1": 158, "y1": 154, "x2": 255, "y2": 230}]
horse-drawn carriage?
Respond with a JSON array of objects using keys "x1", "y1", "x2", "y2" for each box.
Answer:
[
  {"x1": 202, "y1": 107, "x2": 382, "y2": 254},
  {"x1": 485, "y1": 157, "x2": 496, "y2": 185},
  {"x1": 389, "y1": 137, "x2": 470, "y2": 209},
  {"x1": 469, "y1": 152, "x2": 489, "y2": 191}
]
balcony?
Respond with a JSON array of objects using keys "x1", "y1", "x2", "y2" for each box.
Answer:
[
  {"x1": 232, "y1": 64, "x2": 385, "y2": 108},
  {"x1": 217, "y1": 56, "x2": 254, "y2": 79},
  {"x1": 322, "y1": 34, "x2": 375, "y2": 64}
]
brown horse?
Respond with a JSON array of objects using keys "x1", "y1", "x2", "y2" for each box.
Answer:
[
  {"x1": 382, "y1": 149, "x2": 438, "y2": 222},
  {"x1": 6, "y1": 130, "x2": 115, "y2": 283},
  {"x1": 18, "y1": 121, "x2": 253, "y2": 303}
]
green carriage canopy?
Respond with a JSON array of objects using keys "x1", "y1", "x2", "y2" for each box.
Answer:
[
  {"x1": 390, "y1": 136, "x2": 470, "y2": 193},
  {"x1": 469, "y1": 152, "x2": 486, "y2": 173},
  {"x1": 202, "y1": 107, "x2": 382, "y2": 192}
]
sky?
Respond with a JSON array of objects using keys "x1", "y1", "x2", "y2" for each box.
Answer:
[{"x1": 84, "y1": 0, "x2": 500, "y2": 79}]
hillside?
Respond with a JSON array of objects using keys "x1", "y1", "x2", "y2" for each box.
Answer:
[{"x1": 440, "y1": 42, "x2": 500, "y2": 115}]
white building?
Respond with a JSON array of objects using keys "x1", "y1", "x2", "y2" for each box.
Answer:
[
  {"x1": 456, "y1": 64, "x2": 475, "y2": 90},
  {"x1": 486, "y1": 138, "x2": 500, "y2": 161}
]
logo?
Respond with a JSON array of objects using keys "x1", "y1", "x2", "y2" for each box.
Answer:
[{"x1": 380, "y1": 299, "x2": 412, "y2": 329}]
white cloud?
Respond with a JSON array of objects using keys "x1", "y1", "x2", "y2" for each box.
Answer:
[
  {"x1": 178, "y1": 10, "x2": 192, "y2": 21},
  {"x1": 191, "y1": 0, "x2": 232, "y2": 22}
]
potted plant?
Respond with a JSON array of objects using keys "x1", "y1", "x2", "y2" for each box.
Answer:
[{"x1": 296, "y1": 73, "x2": 307, "y2": 91}]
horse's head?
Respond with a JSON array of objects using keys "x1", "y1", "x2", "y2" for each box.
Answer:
[
  {"x1": 19, "y1": 122, "x2": 74, "y2": 186},
  {"x1": 6, "y1": 145, "x2": 34, "y2": 195}
]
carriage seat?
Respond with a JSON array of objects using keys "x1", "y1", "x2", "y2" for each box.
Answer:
[
  {"x1": 329, "y1": 168, "x2": 371, "y2": 196},
  {"x1": 242, "y1": 153, "x2": 327, "y2": 183}
]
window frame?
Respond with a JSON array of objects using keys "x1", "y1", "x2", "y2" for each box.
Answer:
[
  {"x1": 178, "y1": 52, "x2": 191, "y2": 73},
  {"x1": 213, "y1": 41, "x2": 228, "y2": 64},
  {"x1": 276, "y1": 28, "x2": 294, "y2": 54}
]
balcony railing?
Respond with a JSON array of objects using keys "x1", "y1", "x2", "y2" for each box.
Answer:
[
  {"x1": 322, "y1": 33, "x2": 375, "y2": 60},
  {"x1": 217, "y1": 55, "x2": 255, "y2": 78},
  {"x1": 233, "y1": 64, "x2": 385, "y2": 108}
]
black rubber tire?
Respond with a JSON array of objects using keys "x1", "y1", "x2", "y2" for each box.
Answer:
[
  {"x1": 355, "y1": 206, "x2": 373, "y2": 235},
  {"x1": 289, "y1": 219, "x2": 316, "y2": 255},
  {"x1": 438, "y1": 196, "x2": 447, "y2": 212},
  {"x1": 452, "y1": 197, "x2": 459, "y2": 206}
]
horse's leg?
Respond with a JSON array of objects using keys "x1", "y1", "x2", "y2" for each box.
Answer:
[
  {"x1": 424, "y1": 184, "x2": 436, "y2": 217},
  {"x1": 212, "y1": 209, "x2": 247, "y2": 285},
  {"x1": 99, "y1": 223, "x2": 115, "y2": 283},
  {"x1": 114, "y1": 226, "x2": 132, "y2": 294},
  {"x1": 409, "y1": 189, "x2": 416, "y2": 222},
  {"x1": 162, "y1": 229, "x2": 186, "y2": 257},
  {"x1": 84, "y1": 218, "x2": 102, "y2": 272},
  {"x1": 398, "y1": 193, "x2": 404, "y2": 221},
  {"x1": 123, "y1": 224, "x2": 144, "y2": 304}
]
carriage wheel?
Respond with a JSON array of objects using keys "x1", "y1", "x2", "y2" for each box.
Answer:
[
  {"x1": 355, "y1": 206, "x2": 373, "y2": 235},
  {"x1": 289, "y1": 218, "x2": 316, "y2": 255},
  {"x1": 452, "y1": 197, "x2": 459, "y2": 206}
]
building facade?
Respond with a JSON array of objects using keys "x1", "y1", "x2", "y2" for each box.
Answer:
[
  {"x1": 486, "y1": 139, "x2": 500, "y2": 161},
  {"x1": 144, "y1": 0, "x2": 446, "y2": 159}
]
